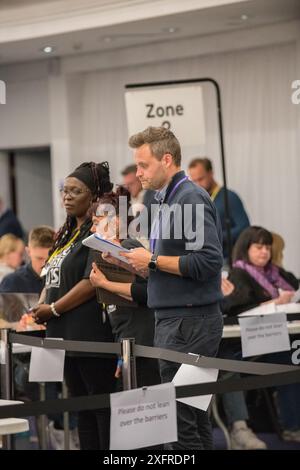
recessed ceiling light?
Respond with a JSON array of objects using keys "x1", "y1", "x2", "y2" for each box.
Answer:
[
  {"x1": 42, "y1": 46, "x2": 54, "y2": 54},
  {"x1": 162, "y1": 27, "x2": 179, "y2": 34},
  {"x1": 72, "y1": 42, "x2": 82, "y2": 51},
  {"x1": 240, "y1": 14, "x2": 249, "y2": 21}
]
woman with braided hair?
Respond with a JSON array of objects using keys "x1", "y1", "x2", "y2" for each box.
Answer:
[{"x1": 32, "y1": 161, "x2": 116, "y2": 450}]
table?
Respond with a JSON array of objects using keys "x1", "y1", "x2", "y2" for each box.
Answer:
[
  {"x1": 223, "y1": 321, "x2": 300, "y2": 338},
  {"x1": 0, "y1": 400, "x2": 29, "y2": 437}
]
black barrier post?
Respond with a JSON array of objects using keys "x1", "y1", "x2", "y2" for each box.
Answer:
[
  {"x1": 125, "y1": 78, "x2": 233, "y2": 267},
  {"x1": 62, "y1": 381, "x2": 70, "y2": 450},
  {"x1": 121, "y1": 338, "x2": 137, "y2": 390},
  {"x1": 37, "y1": 383, "x2": 48, "y2": 450},
  {"x1": 0, "y1": 328, "x2": 14, "y2": 449}
]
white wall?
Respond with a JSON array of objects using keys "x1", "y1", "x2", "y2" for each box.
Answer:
[
  {"x1": 15, "y1": 149, "x2": 54, "y2": 232},
  {"x1": 0, "y1": 61, "x2": 50, "y2": 148},
  {"x1": 0, "y1": 21, "x2": 299, "y2": 274}
]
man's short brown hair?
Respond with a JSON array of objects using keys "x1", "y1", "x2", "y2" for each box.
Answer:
[
  {"x1": 28, "y1": 226, "x2": 55, "y2": 248},
  {"x1": 188, "y1": 157, "x2": 213, "y2": 172},
  {"x1": 129, "y1": 126, "x2": 181, "y2": 166},
  {"x1": 121, "y1": 164, "x2": 137, "y2": 176}
]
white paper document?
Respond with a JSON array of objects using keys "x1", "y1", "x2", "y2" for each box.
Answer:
[
  {"x1": 291, "y1": 288, "x2": 300, "y2": 304},
  {"x1": 239, "y1": 302, "x2": 300, "y2": 317},
  {"x1": 238, "y1": 302, "x2": 277, "y2": 317},
  {"x1": 239, "y1": 313, "x2": 290, "y2": 357},
  {"x1": 82, "y1": 233, "x2": 131, "y2": 264},
  {"x1": 110, "y1": 383, "x2": 177, "y2": 450},
  {"x1": 29, "y1": 339, "x2": 65, "y2": 382},
  {"x1": 173, "y1": 360, "x2": 218, "y2": 411},
  {"x1": 276, "y1": 303, "x2": 300, "y2": 314}
]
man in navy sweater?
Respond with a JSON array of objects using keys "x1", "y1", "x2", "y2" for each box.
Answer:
[
  {"x1": 188, "y1": 158, "x2": 250, "y2": 260},
  {"x1": 119, "y1": 127, "x2": 224, "y2": 450}
]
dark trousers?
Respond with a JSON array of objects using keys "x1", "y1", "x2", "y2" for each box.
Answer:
[
  {"x1": 154, "y1": 311, "x2": 223, "y2": 450},
  {"x1": 64, "y1": 356, "x2": 116, "y2": 450},
  {"x1": 136, "y1": 357, "x2": 161, "y2": 388}
]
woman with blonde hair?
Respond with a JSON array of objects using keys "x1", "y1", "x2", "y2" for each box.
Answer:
[{"x1": 0, "y1": 234, "x2": 24, "y2": 281}]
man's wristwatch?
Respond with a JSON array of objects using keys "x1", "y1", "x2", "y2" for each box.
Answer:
[{"x1": 148, "y1": 254, "x2": 158, "y2": 272}]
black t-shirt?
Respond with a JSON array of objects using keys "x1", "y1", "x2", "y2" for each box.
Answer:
[
  {"x1": 109, "y1": 275, "x2": 155, "y2": 347},
  {"x1": 45, "y1": 222, "x2": 113, "y2": 344}
]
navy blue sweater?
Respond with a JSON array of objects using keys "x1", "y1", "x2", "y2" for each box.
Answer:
[
  {"x1": 214, "y1": 188, "x2": 250, "y2": 258},
  {"x1": 0, "y1": 209, "x2": 24, "y2": 239},
  {"x1": 0, "y1": 263, "x2": 43, "y2": 294},
  {"x1": 147, "y1": 171, "x2": 223, "y2": 317}
]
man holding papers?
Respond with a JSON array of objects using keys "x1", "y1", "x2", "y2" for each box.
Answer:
[{"x1": 115, "y1": 126, "x2": 224, "y2": 450}]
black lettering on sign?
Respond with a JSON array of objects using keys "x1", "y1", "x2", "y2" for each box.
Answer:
[
  {"x1": 156, "y1": 106, "x2": 164, "y2": 117},
  {"x1": 146, "y1": 103, "x2": 155, "y2": 118},
  {"x1": 145, "y1": 104, "x2": 184, "y2": 119},
  {"x1": 176, "y1": 105, "x2": 184, "y2": 115},
  {"x1": 166, "y1": 106, "x2": 175, "y2": 117},
  {"x1": 162, "y1": 121, "x2": 171, "y2": 129}
]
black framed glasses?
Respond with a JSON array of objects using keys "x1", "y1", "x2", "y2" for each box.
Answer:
[{"x1": 60, "y1": 187, "x2": 90, "y2": 198}]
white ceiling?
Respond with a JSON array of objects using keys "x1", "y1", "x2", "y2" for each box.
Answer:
[{"x1": 0, "y1": 0, "x2": 299, "y2": 65}]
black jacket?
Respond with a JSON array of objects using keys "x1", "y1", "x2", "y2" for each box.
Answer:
[
  {"x1": 0, "y1": 209, "x2": 24, "y2": 239},
  {"x1": 222, "y1": 267, "x2": 299, "y2": 317}
]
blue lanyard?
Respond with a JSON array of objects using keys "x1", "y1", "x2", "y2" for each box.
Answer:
[{"x1": 150, "y1": 176, "x2": 188, "y2": 253}]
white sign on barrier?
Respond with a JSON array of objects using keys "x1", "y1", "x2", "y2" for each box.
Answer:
[
  {"x1": 110, "y1": 383, "x2": 177, "y2": 450},
  {"x1": 125, "y1": 85, "x2": 206, "y2": 148},
  {"x1": 29, "y1": 339, "x2": 65, "y2": 382},
  {"x1": 173, "y1": 360, "x2": 218, "y2": 411},
  {"x1": 239, "y1": 313, "x2": 290, "y2": 358}
]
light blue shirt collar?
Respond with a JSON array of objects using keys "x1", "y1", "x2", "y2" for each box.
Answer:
[{"x1": 154, "y1": 183, "x2": 168, "y2": 204}]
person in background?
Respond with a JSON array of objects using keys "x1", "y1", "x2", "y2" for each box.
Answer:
[
  {"x1": 121, "y1": 164, "x2": 145, "y2": 217},
  {"x1": 221, "y1": 226, "x2": 300, "y2": 444},
  {"x1": 0, "y1": 225, "x2": 79, "y2": 449},
  {"x1": 89, "y1": 186, "x2": 160, "y2": 388},
  {"x1": 0, "y1": 197, "x2": 24, "y2": 239},
  {"x1": 219, "y1": 276, "x2": 267, "y2": 450},
  {"x1": 32, "y1": 162, "x2": 116, "y2": 450},
  {"x1": 188, "y1": 158, "x2": 250, "y2": 261},
  {"x1": 271, "y1": 232, "x2": 285, "y2": 268},
  {"x1": 121, "y1": 164, "x2": 155, "y2": 247},
  {"x1": 0, "y1": 226, "x2": 54, "y2": 292},
  {"x1": 0, "y1": 234, "x2": 25, "y2": 282}
]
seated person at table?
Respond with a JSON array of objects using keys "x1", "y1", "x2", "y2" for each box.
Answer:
[
  {"x1": 220, "y1": 226, "x2": 300, "y2": 445},
  {"x1": 0, "y1": 234, "x2": 25, "y2": 282},
  {"x1": 89, "y1": 186, "x2": 160, "y2": 388},
  {"x1": 224, "y1": 226, "x2": 297, "y2": 315},
  {"x1": 0, "y1": 225, "x2": 55, "y2": 293}
]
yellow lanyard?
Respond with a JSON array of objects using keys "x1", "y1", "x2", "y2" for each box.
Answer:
[
  {"x1": 47, "y1": 228, "x2": 80, "y2": 264},
  {"x1": 211, "y1": 185, "x2": 221, "y2": 202}
]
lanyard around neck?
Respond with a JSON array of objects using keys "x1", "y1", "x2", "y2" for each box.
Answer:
[
  {"x1": 47, "y1": 228, "x2": 80, "y2": 264},
  {"x1": 150, "y1": 176, "x2": 188, "y2": 253}
]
